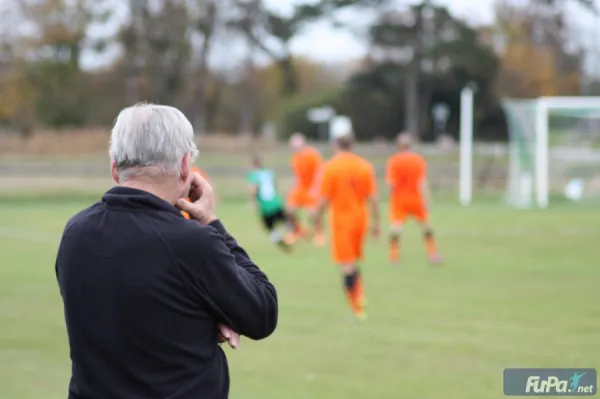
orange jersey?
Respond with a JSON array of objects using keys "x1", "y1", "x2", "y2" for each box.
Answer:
[
  {"x1": 320, "y1": 152, "x2": 376, "y2": 228},
  {"x1": 386, "y1": 152, "x2": 426, "y2": 204},
  {"x1": 291, "y1": 146, "x2": 322, "y2": 190}
]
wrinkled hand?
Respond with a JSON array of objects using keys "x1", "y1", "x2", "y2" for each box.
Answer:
[
  {"x1": 175, "y1": 172, "x2": 217, "y2": 224},
  {"x1": 217, "y1": 324, "x2": 240, "y2": 349}
]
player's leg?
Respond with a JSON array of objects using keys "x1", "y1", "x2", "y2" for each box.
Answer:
[
  {"x1": 285, "y1": 205, "x2": 302, "y2": 238},
  {"x1": 389, "y1": 202, "x2": 405, "y2": 264},
  {"x1": 338, "y1": 262, "x2": 366, "y2": 320},
  {"x1": 333, "y1": 226, "x2": 367, "y2": 321},
  {"x1": 262, "y1": 211, "x2": 292, "y2": 253},
  {"x1": 277, "y1": 207, "x2": 297, "y2": 244},
  {"x1": 308, "y1": 205, "x2": 326, "y2": 246},
  {"x1": 282, "y1": 208, "x2": 300, "y2": 244},
  {"x1": 417, "y1": 208, "x2": 442, "y2": 264},
  {"x1": 279, "y1": 209, "x2": 298, "y2": 248},
  {"x1": 273, "y1": 209, "x2": 294, "y2": 253},
  {"x1": 389, "y1": 222, "x2": 403, "y2": 264},
  {"x1": 351, "y1": 226, "x2": 367, "y2": 319},
  {"x1": 286, "y1": 189, "x2": 307, "y2": 239},
  {"x1": 332, "y1": 228, "x2": 361, "y2": 317}
]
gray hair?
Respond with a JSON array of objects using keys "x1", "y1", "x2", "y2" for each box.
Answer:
[{"x1": 109, "y1": 103, "x2": 198, "y2": 180}]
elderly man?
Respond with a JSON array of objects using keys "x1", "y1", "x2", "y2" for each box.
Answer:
[{"x1": 55, "y1": 104, "x2": 278, "y2": 399}]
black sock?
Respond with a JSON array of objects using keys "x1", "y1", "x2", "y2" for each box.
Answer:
[{"x1": 343, "y1": 269, "x2": 359, "y2": 291}]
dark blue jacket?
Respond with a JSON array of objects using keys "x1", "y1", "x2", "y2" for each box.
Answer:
[{"x1": 55, "y1": 186, "x2": 278, "y2": 399}]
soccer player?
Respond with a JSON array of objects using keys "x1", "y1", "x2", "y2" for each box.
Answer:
[
  {"x1": 386, "y1": 133, "x2": 442, "y2": 264},
  {"x1": 287, "y1": 133, "x2": 325, "y2": 245},
  {"x1": 246, "y1": 156, "x2": 293, "y2": 253},
  {"x1": 315, "y1": 132, "x2": 379, "y2": 321},
  {"x1": 181, "y1": 166, "x2": 210, "y2": 220}
]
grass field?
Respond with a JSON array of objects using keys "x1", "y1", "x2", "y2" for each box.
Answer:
[{"x1": 1, "y1": 197, "x2": 599, "y2": 399}]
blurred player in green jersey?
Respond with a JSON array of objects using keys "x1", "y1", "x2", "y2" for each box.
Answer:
[{"x1": 246, "y1": 155, "x2": 294, "y2": 253}]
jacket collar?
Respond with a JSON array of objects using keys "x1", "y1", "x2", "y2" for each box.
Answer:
[{"x1": 102, "y1": 186, "x2": 183, "y2": 217}]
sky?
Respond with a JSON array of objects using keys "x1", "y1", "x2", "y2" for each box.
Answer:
[
  {"x1": 80, "y1": 0, "x2": 600, "y2": 72},
  {"x1": 281, "y1": 0, "x2": 496, "y2": 62},
  {"x1": 81, "y1": 0, "x2": 498, "y2": 70}
]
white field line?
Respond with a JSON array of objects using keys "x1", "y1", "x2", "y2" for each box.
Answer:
[{"x1": 0, "y1": 226, "x2": 598, "y2": 245}]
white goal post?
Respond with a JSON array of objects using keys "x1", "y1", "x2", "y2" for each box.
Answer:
[{"x1": 460, "y1": 95, "x2": 600, "y2": 208}]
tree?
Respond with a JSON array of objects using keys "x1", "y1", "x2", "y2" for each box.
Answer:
[
  {"x1": 230, "y1": 0, "x2": 384, "y2": 96},
  {"x1": 0, "y1": 64, "x2": 37, "y2": 134},
  {"x1": 229, "y1": 0, "x2": 312, "y2": 96},
  {"x1": 366, "y1": 2, "x2": 499, "y2": 139},
  {"x1": 11, "y1": 0, "x2": 112, "y2": 126},
  {"x1": 186, "y1": 0, "x2": 218, "y2": 132},
  {"x1": 533, "y1": 0, "x2": 596, "y2": 12},
  {"x1": 0, "y1": 2, "x2": 36, "y2": 133},
  {"x1": 342, "y1": 4, "x2": 501, "y2": 141},
  {"x1": 493, "y1": 0, "x2": 587, "y2": 98}
]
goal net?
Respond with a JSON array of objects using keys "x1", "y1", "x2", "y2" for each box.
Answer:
[{"x1": 502, "y1": 97, "x2": 600, "y2": 208}]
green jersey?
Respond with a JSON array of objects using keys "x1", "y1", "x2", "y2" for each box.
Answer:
[{"x1": 246, "y1": 168, "x2": 284, "y2": 215}]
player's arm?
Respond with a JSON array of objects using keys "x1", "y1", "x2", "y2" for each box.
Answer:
[
  {"x1": 313, "y1": 165, "x2": 332, "y2": 227},
  {"x1": 314, "y1": 197, "x2": 328, "y2": 225},
  {"x1": 369, "y1": 195, "x2": 380, "y2": 226},
  {"x1": 248, "y1": 183, "x2": 258, "y2": 196},
  {"x1": 246, "y1": 176, "x2": 259, "y2": 209},
  {"x1": 309, "y1": 152, "x2": 325, "y2": 196},
  {"x1": 419, "y1": 161, "x2": 431, "y2": 209},
  {"x1": 385, "y1": 159, "x2": 395, "y2": 200},
  {"x1": 309, "y1": 164, "x2": 324, "y2": 198},
  {"x1": 367, "y1": 166, "x2": 380, "y2": 237},
  {"x1": 289, "y1": 159, "x2": 300, "y2": 194},
  {"x1": 420, "y1": 178, "x2": 431, "y2": 210}
]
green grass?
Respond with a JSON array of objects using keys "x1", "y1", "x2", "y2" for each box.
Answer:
[{"x1": 1, "y1": 198, "x2": 599, "y2": 399}]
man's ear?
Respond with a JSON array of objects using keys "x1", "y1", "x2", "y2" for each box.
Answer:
[
  {"x1": 111, "y1": 160, "x2": 120, "y2": 184},
  {"x1": 181, "y1": 152, "x2": 192, "y2": 183}
]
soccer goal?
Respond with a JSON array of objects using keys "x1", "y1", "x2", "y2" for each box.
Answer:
[
  {"x1": 501, "y1": 97, "x2": 600, "y2": 208},
  {"x1": 460, "y1": 95, "x2": 600, "y2": 208}
]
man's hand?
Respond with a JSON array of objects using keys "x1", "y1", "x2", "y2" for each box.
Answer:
[
  {"x1": 217, "y1": 324, "x2": 240, "y2": 349},
  {"x1": 176, "y1": 172, "x2": 217, "y2": 224}
]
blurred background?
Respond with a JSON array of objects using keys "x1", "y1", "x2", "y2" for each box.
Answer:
[
  {"x1": 1, "y1": 0, "x2": 600, "y2": 201},
  {"x1": 1, "y1": 1, "x2": 600, "y2": 398}
]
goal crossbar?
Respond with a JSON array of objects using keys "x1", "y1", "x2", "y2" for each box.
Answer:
[
  {"x1": 505, "y1": 97, "x2": 600, "y2": 208},
  {"x1": 460, "y1": 96, "x2": 600, "y2": 208}
]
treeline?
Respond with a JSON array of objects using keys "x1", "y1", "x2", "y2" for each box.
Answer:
[{"x1": 0, "y1": 0, "x2": 598, "y2": 142}]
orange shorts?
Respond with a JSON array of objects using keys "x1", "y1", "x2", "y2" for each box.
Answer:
[
  {"x1": 287, "y1": 187, "x2": 317, "y2": 209},
  {"x1": 390, "y1": 200, "x2": 427, "y2": 223},
  {"x1": 331, "y1": 224, "x2": 366, "y2": 264}
]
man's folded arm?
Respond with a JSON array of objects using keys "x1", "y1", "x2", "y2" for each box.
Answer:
[
  {"x1": 177, "y1": 221, "x2": 278, "y2": 340},
  {"x1": 210, "y1": 220, "x2": 255, "y2": 267}
]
